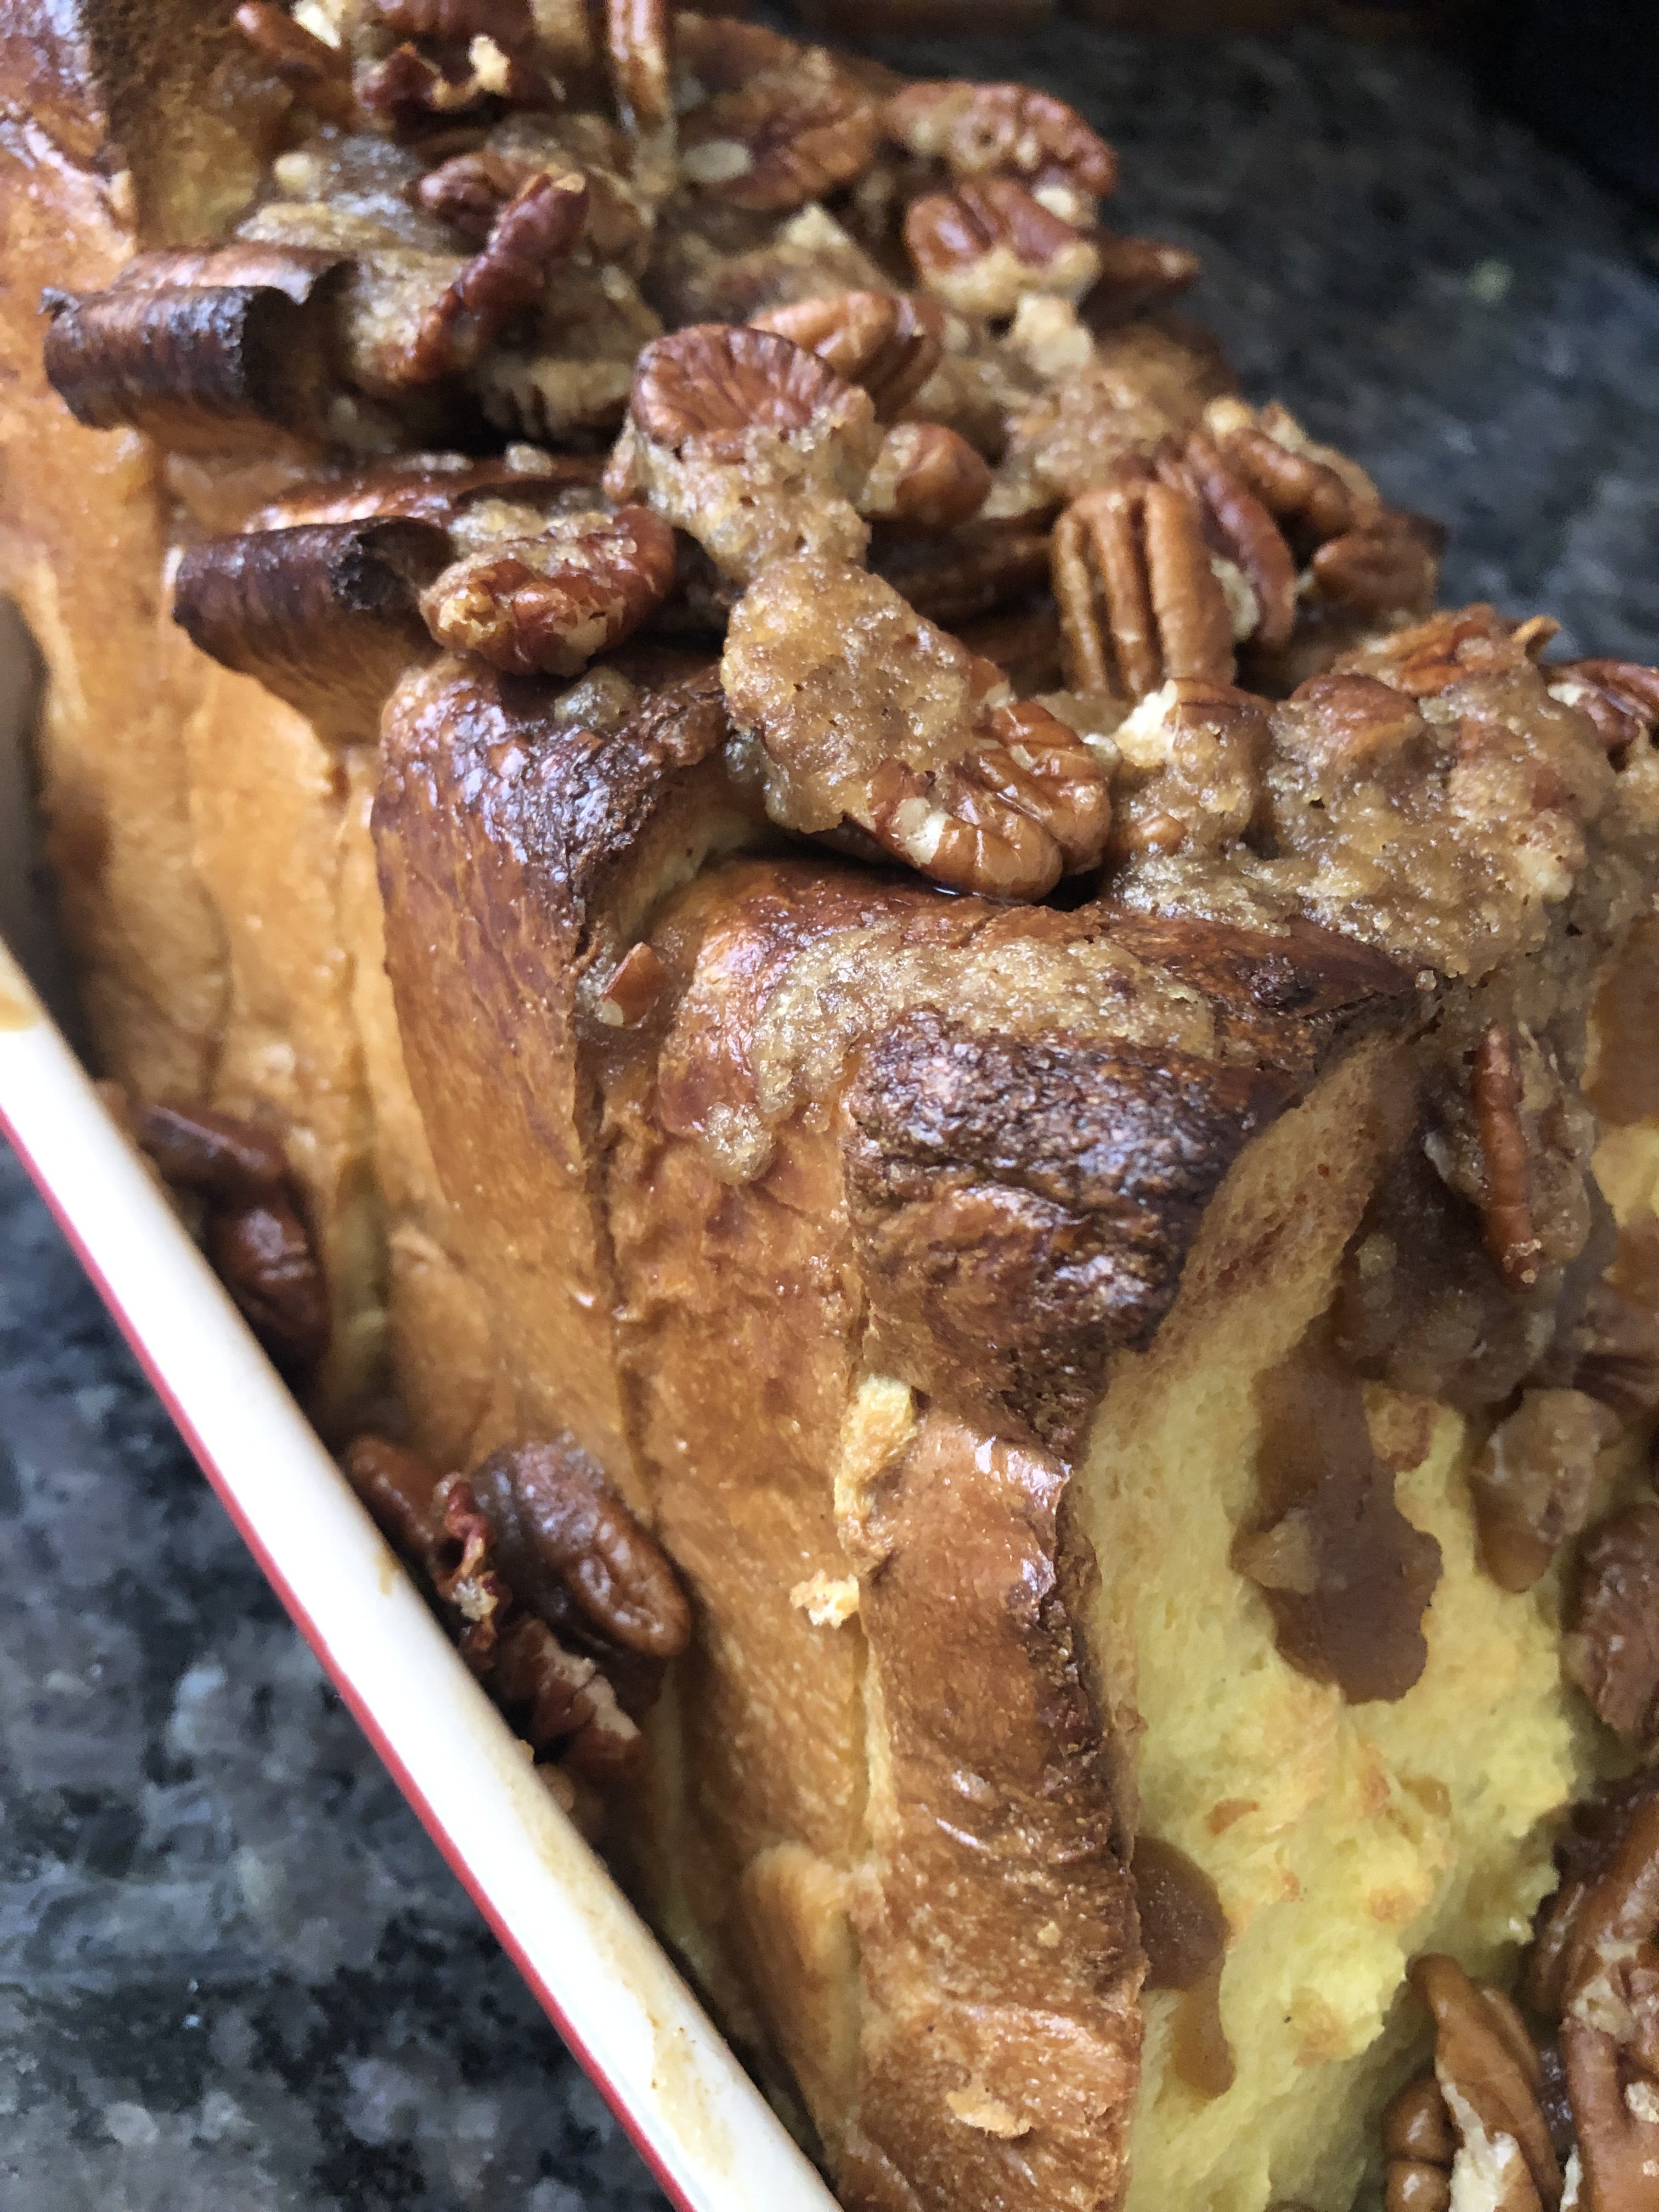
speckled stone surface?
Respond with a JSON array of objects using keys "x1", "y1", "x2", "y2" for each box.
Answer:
[{"x1": 2, "y1": 20, "x2": 1656, "y2": 2211}]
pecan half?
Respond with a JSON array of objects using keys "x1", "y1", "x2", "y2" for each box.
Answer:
[
  {"x1": 1310, "y1": 511, "x2": 1441, "y2": 623},
  {"x1": 1548, "y1": 659, "x2": 1659, "y2": 759},
  {"x1": 1170, "y1": 431, "x2": 1299, "y2": 652},
  {"x1": 468, "y1": 1438, "x2": 690, "y2": 1660},
  {"x1": 1085, "y1": 230, "x2": 1204, "y2": 325},
  {"x1": 883, "y1": 80, "x2": 1118, "y2": 208},
  {"x1": 675, "y1": 16, "x2": 878, "y2": 211},
  {"x1": 1471, "y1": 1023, "x2": 1544, "y2": 1293},
  {"x1": 1408, "y1": 1955, "x2": 1562, "y2": 2212},
  {"x1": 1203, "y1": 395, "x2": 1377, "y2": 546},
  {"x1": 341, "y1": 1434, "x2": 438, "y2": 1559},
  {"x1": 1564, "y1": 1505, "x2": 1659, "y2": 1743},
  {"x1": 606, "y1": 0, "x2": 672, "y2": 135},
  {"x1": 1469, "y1": 1389, "x2": 1618, "y2": 1594},
  {"x1": 131, "y1": 1101, "x2": 330, "y2": 1379},
  {"x1": 1052, "y1": 473, "x2": 1237, "y2": 699},
  {"x1": 859, "y1": 421, "x2": 991, "y2": 533},
  {"x1": 721, "y1": 552, "x2": 1110, "y2": 900},
  {"x1": 905, "y1": 179, "x2": 1102, "y2": 318},
  {"x1": 1574, "y1": 1223, "x2": 1659, "y2": 1420},
  {"x1": 233, "y1": 2, "x2": 356, "y2": 123},
  {"x1": 748, "y1": 291, "x2": 944, "y2": 421},
  {"x1": 873, "y1": 523, "x2": 1054, "y2": 628},
  {"x1": 404, "y1": 169, "x2": 589, "y2": 382},
  {"x1": 419, "y1": 504, "x2": 675, "y2": 675},
  {"x1": 205, "y1": 1196, "x2": 330, "y2": 1379},
  {"x1": 607, "y1": 323, "x2": 881, "y2": 582},
  {"x1": 1383, "y1": 2074, "x2": 1457, "y2": 2212}
]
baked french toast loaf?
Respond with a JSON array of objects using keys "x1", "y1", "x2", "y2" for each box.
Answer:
[{"x1": 7, "y1": 4, "x2": 1659, "y2": 2209}]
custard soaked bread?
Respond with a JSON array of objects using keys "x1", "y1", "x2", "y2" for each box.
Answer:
[{"x1": 9, "y1": 3, "x2": 1659, "y2": 2208}]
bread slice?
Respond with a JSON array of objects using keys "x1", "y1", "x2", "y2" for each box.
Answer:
[{"x1": 369, "y1": 631, "x2": 1659, "y2": 2209}]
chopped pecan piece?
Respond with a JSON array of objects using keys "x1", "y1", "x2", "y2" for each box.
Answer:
[
  {"x1": 1471, "y1": 1023, "x2": 1544, "y2": 1293},
  {"x1": 1525, "y1": 1778, "x2": 1659, "y2": 2212},
  {"x1": 859, "y1": 421, "x2": 991, "y2": 533},
  {"x1": 1383, "y1": 2074, "x2": 1458, "y2": 2212},
  {"x1": 233, "y1": 2, "x2": 356, "y2": 122},
  {"x1": 419, "y1": 504, "x2": 675, "y2": 675},
  {"x1": 205, "y1": 1195, "x2": 330, "y2": 1379},
  {"x1": 404, "y1": 169, "x2": 589, "y2": 382},
  {"x1": 1104, "y1": 679, "x2": 1268, "y2": 861},
  {"x1": 1469, "y1": 1389, "x2": 1618, "y2": 1594},
  {"x1": 748, "y1": 291, "x2": 945, "y2": 420},
  {"x1": 721, "y1": 552, "x2": 1109, "y2": 900},
  {"x1": 883, "y1": 80, "x2": 1118, "y2": 210},
  {"x1": 1564, "y1": 1505, "x2": 1659, "y2": 1743},
  {"x1": 1574, "y1": 1222, "x2": 1659, "y2": 1420},
  {"x1": 905, "y1": 179, "x2": 1102, "y2": 318},
  {"x1": 358, "y1": 37, "x2": 554, "y2": 126},
  {"x1": 1053, "y1": 473, "x2": 1237, "y2": 700},
  {"x1": 607, "y1": 323, "x2": 881, "y2": 582},
  {"x1": 1309, "y1": 510, "x2": 1441, "y2": 623},
  {"x1": 1406, "y1": 1955, "x2": 1562, "y2": 2212},
  {"x1": 1548, "y1": 659, "x2": 1659, "y2": 759},
  {"x1": 414, "y1": 148, "x2": 538, "y2": 241}
]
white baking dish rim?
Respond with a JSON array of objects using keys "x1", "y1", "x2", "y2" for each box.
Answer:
[{"x1": 0, "y1": 935, "x2": 836, "y2": 2212}]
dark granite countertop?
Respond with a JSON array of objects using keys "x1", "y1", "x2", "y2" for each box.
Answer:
[{"x1": 2, "y1": 19, "x2": 1656, "y2": 2210}]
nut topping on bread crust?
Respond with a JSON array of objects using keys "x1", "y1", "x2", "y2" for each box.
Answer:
[
  {"x1": 610, "y1": 323, "x2": 882, "y2": 580},
  {"x1": 419, "y1": 501, "x2": 676, "y2": 673},
  {"x1": 722, "y1": 553, "x2": 1109, "y2": 898}
]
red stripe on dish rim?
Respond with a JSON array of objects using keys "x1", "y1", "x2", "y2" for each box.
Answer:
[{"x1": 0, "y1": 1098, "x2": 699, "y2": 2212}]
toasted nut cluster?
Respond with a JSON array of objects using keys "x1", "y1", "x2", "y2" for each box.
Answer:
[
  {"x1": 131, "y1": 1100, "x2": 329, "y2": 1379},
  {"x1": 404, "y1": 170, "x2": 589, "y2": 383},
  {"x1": 1525, "y1": 1780, "x2": 1659, "y2": 2212},
  {"x1": 1053, "y1": 471, "x2": 1238, "y2": 700},
  {"x1": 749, "y1": 291, "x2": 945, "y2": 421},
  {"x1": 607, "y1": 323, "x2": 882, "y2": 582},
  {"x1": 884, "y1": 81, "x2": 1119, "y2": 214},
  {"x1": 1565, "y1": 1504, "x2": 1659, "y2": 1743},
  {"x1": 1104, "y1": 679, "x2": 1268, "y2": 859},
  {"x1": 343, "y1": 1433, "x2": 690, "y2": 1788},
  {"x1": 721, "y1": 553, "x2": 1109, "y2": 900},
  {"x1": 675, "y1": 15, "x2": 880, "y2": 211},
  {"x1": 1469, "y1": 1388, "x2": 1618, "y2": 1593},
  {"x1": 905, "y1": 178, "x2": 1103, "y2": 318},
  {"x1": 1204, "y1": 395, "x2": 1441, "y2": 628},
  {"x1": 419, "y1": 503, "x2": 676, "y2": 674},
  {"x1": 1387, "y1": 1957, "x2": 1561, "y2": 2212}
]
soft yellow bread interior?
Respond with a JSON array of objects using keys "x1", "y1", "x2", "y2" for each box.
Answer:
[{"x1": 1081, "y1": 1068, "x2": 1659, "y2": 2212}]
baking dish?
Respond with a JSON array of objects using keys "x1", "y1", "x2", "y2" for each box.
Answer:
[{"x1": 0, "y1": 616, "x2": 836, "y2": 2212}]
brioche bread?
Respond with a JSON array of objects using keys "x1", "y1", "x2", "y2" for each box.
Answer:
[{"x1": 7, "y1": 6, "x2": 1659, "y2": 2210}]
